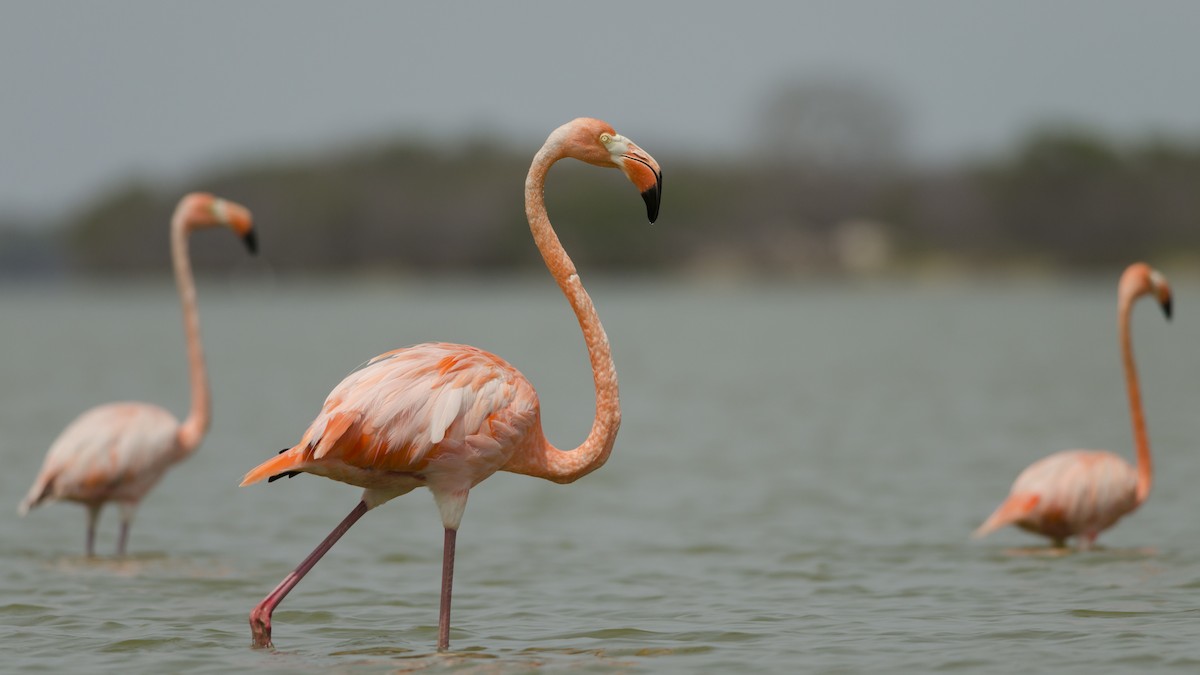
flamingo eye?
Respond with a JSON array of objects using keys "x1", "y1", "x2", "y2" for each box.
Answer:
[{"x1": 599, "y1": 133, "x2": 612, "y2": 144}]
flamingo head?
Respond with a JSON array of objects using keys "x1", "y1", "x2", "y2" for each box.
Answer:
[
  {"x1": 554, "y1": 118, "x2": 662, "y2": 223},
  {"x1": 1122, "y1": 262, "x2": 1172, "y2": 320},
  {"x1": 176, "y1": 192, "x2": 258, "y2": 254}
]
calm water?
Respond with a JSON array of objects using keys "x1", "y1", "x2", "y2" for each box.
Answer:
[{"x1": 3, "y1": 276, "x2": 1200, "y2": 673}]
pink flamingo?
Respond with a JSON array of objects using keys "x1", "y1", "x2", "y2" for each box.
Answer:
[
  {"x1": 973, "y1": 263, "x2": 1173, "y2": 548},
  {"x1": 239, "y1": 118, "x2": 661, "y2": 651},
  {"x1": 19, "y1": 193, "x2": 257, "y2": 556}
]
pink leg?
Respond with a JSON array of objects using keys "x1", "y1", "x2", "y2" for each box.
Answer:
[
  {"x1": 438, "y1": 528, "x2": 457, "y2": 652},
  {"x1": 85, "y1": 505, "x2": 100, "y2": 558},
  {"x1": 116, "y1": 522, "x2": 129, "y2": 557},
  {"x1": 116, "y1": 503, "x2": 136, "y2": 557},
  {"x1": 250, "y1": 500, "x2": 369, "y2": 648},
  {"x1": 1079, "y1": 532, "x2": 1097, "y2": 551}
]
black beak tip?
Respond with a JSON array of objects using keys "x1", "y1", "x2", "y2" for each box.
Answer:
[
  {"x1": 242, "y1": 229, "x2": 258, "y2": 255},
  {"x1": 1162, "y1": 297, "x2": 1172, "y2": 320},
  {"x1": 641, "y1": 173, "x2": 662, "y2": 224}
]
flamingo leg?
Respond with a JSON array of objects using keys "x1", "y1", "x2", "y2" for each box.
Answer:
[
  {"x1": 438, "y1": 527, "x2": 457, "y2": 652},
  {"x1": 85, "y1": 504, "x2": 100, "y2": 558},
  {"x1": 116, "y1": 522, "x2": 130, "y2": 557},
  {"x1": 116, "y1": 502, "x2": 136, "y2": 556},
  {"x1": 249, "y1": 500, "x2": 369, "y2": 648}
]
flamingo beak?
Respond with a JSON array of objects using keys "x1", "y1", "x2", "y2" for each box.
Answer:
[
  {"x1": 620, "y1": 145, "x2": 662, "y2": 224},
  {"x1": 216, "y1": 198, "x2": 257, "y2": 255},
  {"x1": 241, "y1": 229, "x2": 258, "y2": 255},
  {"x1": 1160, "y1": 295, "x2": 1172, "y2": 320}
]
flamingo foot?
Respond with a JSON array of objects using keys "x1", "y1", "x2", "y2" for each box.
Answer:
[
  {"x1": 249, "y1": 605, "x2": 274, "y2": 648},
  {"x1": 246, "y1": 501, "x2": 368, "y2": 650}
]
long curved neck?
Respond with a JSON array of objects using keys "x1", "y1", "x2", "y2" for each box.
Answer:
[
  {"x1": 1119, "y1": 294, "x2": 1151, "y2": 503},
  {"x1": 172, "y1": 213, "x2": 210, "y2": 454},
  {"x1": 504, "y1": 142, "x2": 621, "y2": 484}
]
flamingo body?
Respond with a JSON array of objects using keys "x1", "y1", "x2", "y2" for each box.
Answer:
[
  {"x1": 973, "y1": 449, "x2": 1138, "y2": 545},
  {"x1": 242, "y1": 342, "x2": 541, "y2": 522},
  {"x1": 20, "y1": 403, "x2": 181, "y2": 514},
  {"x1": 973, "y1": 262, "x2": 1172, "y2": 548},
  {"x1": 18, "y1": 193, "x2": 256, "y2": 556}
]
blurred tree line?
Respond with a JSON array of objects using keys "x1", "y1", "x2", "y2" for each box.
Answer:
[{"x1": 17, "y1": 80, "x2": 1200, "y2": 278}]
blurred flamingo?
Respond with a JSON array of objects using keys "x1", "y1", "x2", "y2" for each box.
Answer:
[
  {"x1": 19, "y1": 193, "x2": 257, "y2": 556},
  {"x1": 239, "y1": 118, "x2": 662, "y2": 651},
  {"x1": 973, "y1": 263, "x2": 1172, "y2": 548}
]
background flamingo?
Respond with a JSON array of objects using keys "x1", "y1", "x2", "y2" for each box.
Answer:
[
  {"x1": 18, "y1": 193, "x2": 257, "y2": 556},
  {"x1": 973, "y1": 262, "x2": 1172, "y2": 548},
  {"x1": 239, "y1": 118, "x2": 661, "y2": 651}
]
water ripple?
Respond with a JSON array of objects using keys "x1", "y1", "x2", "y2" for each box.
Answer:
[{"x1": 7, "y1": 281, "x2": 1200, "y2": 673}]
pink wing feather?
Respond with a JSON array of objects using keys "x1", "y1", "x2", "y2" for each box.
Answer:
[
  {"x1": 974, "y1": 449, "x2": 1139, "y2": 541},
  {"x1": 19, "y1": 402, "x2": 181, "y2": 514},
  {"x1": 240, "y1": 343, "x2": 541, "y2": 492}
]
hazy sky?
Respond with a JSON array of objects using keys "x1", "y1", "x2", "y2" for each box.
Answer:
[{"x1": 4, "y1": 1, "x2": 1200, "y2": 222}]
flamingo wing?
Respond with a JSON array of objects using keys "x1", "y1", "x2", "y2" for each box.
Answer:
[
  {"x1": 975, "y1": 449, "x2": 1139, "y2": 541},
  {"x1": 241, "y1": 343, "x2": 540, "y2": 491},
  {"x1": 972, "y1": 493, "x2": 1041, "y2": 539},
  {"x1": 19, "y1": 402, "x2": 181, "y2": 513}
]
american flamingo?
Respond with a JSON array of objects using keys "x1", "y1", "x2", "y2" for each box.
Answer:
[
  {"x1": 239, "y1": 118, "x2": 661, "y2": 651},
  {"x1": 973, "y1": 263, "x2": 1172, "y2": 548},
  {"x1": 18, "y1": 193, "x2": 257, "y2": 556}
]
